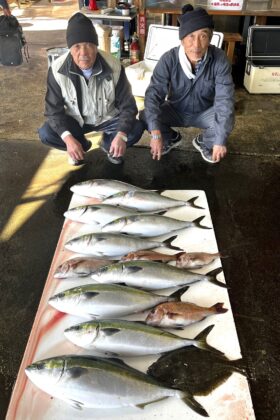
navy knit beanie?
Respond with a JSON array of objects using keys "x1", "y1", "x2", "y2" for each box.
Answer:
[
  {"x1": 178, "y1": 4, "x2": 214, "y2": 40},
  {"x1": 66, "y1": 13, "x2": 99, "y2": 48}
]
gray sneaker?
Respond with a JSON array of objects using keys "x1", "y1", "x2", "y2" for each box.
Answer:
[
  {"x1": 162, "y1": 132, "x2": 182, "y2": 156},
  {"x1": 100, "y1": 144, "x2": 124, "y2": 165},
  {"x1": 192, "y1": 134, "x2": 216, "y2": 164}
]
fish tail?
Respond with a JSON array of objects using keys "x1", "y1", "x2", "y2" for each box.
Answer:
[
  {"x1": 194, "y1": 325, "x2": 224, "y2": 356},
  {"x1": 212, "y1": 302, "x2": 228, "y2": 314},
  {"x1": 187, "y1": 196, "x2": 205, "y2": 210},
  {"x1": 181, "y1": 393, "x2": 209, "y2": 417},
  {"x1": 192, "y1": 216, "x2": 211, "y2": 229},
  {"x1": 206, "y1": 267, "x2": 228, "y2": 288},
  {"x1": 169, "y1": 286, "x2": 189, "y2": 301},
  {"x1": 163, "y1": 235, "x2": 183, "y2": 251}
]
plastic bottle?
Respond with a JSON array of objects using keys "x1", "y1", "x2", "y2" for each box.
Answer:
[
  {"x1": 111, "y1": 29, "x2": 121, "y2": 60},
  {"x1": 129, "y1": 32, "x2": 140, "y2": 65}
]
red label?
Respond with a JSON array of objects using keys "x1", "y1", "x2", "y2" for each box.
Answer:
[{"x1": 138, "y1": 14, "x2": 146, "y2": 36}]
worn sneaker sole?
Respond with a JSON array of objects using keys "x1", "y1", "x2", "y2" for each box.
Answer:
[
  {"x1": 100, "y1": 144, "x2": 124, "y2": 165},
  {"x1": 192, "y1": 137, "x2": 217, "y2": 164},
  {"x1": 162, "y1": 135, "x2": 182, "y2": 156}
]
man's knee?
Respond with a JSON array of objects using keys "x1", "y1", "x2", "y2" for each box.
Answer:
[{"x1": 37, "y1": 122, "x2": 66, "y2": 151}]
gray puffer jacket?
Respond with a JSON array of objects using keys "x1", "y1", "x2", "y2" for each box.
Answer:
[{"x1": 144, "y1": 45, "x2": 235, "y2": 146}]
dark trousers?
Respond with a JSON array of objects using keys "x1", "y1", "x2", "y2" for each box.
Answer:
[
  {"x1": 139, "y1": 102, "x2": 216, "y2": 150},
  {"x1": 38, "y1": 116, "x2": 145, "y2": 152}
]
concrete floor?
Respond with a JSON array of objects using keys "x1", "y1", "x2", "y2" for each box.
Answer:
[{"x1": 0, "y1": 2, "x2": 280, "y2": 419}]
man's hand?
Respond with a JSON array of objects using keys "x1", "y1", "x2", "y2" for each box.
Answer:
[
  {"x1": 212, "y1": 145, "x2": 227, "y2": 162},
  {"x1": 150, "y1": 130, "x2": 163, "y2": 160},
  {"x1": 63, "y1": 135, "x2": 85, "y2": 161},
  {"x1": 109, "y1": 133, "x2": 127, "y2": 158}
]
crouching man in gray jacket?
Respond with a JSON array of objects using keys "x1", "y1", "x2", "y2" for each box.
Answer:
[
  {"x1": 140, "y1": 4, "x2": 235, "y2": 164},
  {"x1": 38, "y1": 13, "x2": 144, "y2": 165}
]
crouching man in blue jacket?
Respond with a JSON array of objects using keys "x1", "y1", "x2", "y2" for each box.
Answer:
[
  {"x1": 140, "y1": 4, "x2": 235, "y2": 164},
  {"x1": 38, "y1": 13, "x2": 144, "y2": 166}
]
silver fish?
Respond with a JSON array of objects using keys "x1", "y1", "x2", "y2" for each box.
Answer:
[
  {"x1": 70, "y1": 179, "x2": 145, "y2": 199},
  {"x1": 91, "y1": 261, "x2": 226, "y2": 289},
  {"x1": 25, "y1": 355, "x2": 208, "y2": 416},
  {"x1": 102, "y1": 214, "x2": 210, "y2": 237},
  {"x1": 64, "y1": 204, "x2": 138, "y2": 225},
  {"x1": 64, "y1": 319, "x2": 221, "y2": 356},
  {"x1": 102, "y1": 190, "x2": 203, "y2": 211},
  {"x1": 48, "y1": 283, "x2": 188, "y2": 318},
  {"x1": 54, "y1": 257, "x2": 113, "y2": 279},
  {"x1": 146, "y1": 302, "x2": 228, "y2": 328},
  {"x1": 65, "y1": 233, "x2": 182, "y2": 258}
]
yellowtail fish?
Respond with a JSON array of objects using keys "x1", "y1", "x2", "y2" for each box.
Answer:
[
  {"x1": 25, "y1": 355, "x2": 208, "y2": 416},
  {"x1": 70, "y1": 179, "x2": 145, "y2": 199}
]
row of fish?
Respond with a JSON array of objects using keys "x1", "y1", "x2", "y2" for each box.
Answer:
[{"x1": 26, "y1": 179, "x2": 232, "y2": 417}]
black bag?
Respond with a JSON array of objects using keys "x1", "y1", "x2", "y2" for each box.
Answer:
[{"x1": 0, "y1": 15, "x2": 27, "y2": 66}]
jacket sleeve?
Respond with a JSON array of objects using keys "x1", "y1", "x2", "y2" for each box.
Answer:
[
  {"x1": 44, "y1": 67, "x2": 75, "y2": 137},
  {"x1": 0, "y1": 0, "x2": 9, "y2": 9},
  {"x1": 213, "y1": 53, "x2": 235, "y2": 146},
  {"x1": 143, "y1": 53, "x2": 171, "y2": 132},
  {"x1": 114, "y1": 66, "x2": 138, "y2": 134}
]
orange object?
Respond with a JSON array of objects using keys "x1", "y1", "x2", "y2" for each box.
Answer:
[
  {"x1": 89, "y1": 0, "x2": 99, "y2": 10},
  {"x1": 129, "y1": 32, "x2": 140, "y2": 64}
]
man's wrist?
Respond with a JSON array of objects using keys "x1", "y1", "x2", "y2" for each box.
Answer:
[
  {"x1": 151, "y1": 134, "x2": 162, "y2": 140},
  {"x1": 117, "y1": 132, "x2": 128, "y2": 143},
  {"x1": 61, "y1": 131, "x2": 72, "y2": 141}
]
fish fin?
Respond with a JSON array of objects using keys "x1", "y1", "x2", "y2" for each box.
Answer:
[
  {"x1": 187, "y1": 196, "x2": 205, "y2": 210},
  {"x1": 84, "y1": 292, "x2": 100, "y2": 298},
  {"x1": 163, "y1": 235, "x2": 183, "y2": 251},
  {"x1": 169, "y1": 286, "x2": 189, "y2": 300},
  {"x1": 212, "y1": 302, "x2": 228, "y2": 314},
  {"x1": 181, "y1": 394, "x2": 209, "y2": 417},
  {"x1": 69, "y1": 399, "x2": 84, "y2": 410},
  {"x1": 194, "y1": 325, "x2": 224, "y2": 356},
  {"x1": 68, "y1": 367, "x2": 88, "y2": 379},
  {"x1": 206, "y1": 267, "x2": 228, "y2": 289},
  {"x1": 103, "y1": 328, "x2": 121, "y2": 336},
  {"x1": 126, "y1": 266, "x2": 144, "y2": 274},
  {"x1": 136, "y1": 396, "x2": 169, "y2": 409},
  {"x1": 192, "y1": 216, "x2": 211, "y2": 229}
]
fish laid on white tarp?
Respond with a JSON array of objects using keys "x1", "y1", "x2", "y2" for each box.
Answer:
[
  {"x1": 102, "y1": 190, "x2": 203, "y2": 211},
  {"x1": 25, "y1": 355, "x2": 208, "y2": 416},
  {"x1": 65, "y1": 233, "x2": 182, "y2": 258},
  {"x1": 70, "y1": 179, "x2": 145, "y2": 199}
]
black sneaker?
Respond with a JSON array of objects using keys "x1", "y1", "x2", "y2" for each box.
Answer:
[
  {"x1": 68, "y1": 157, "x2": 86, "y2": 166},
  {"x1": 162, "y1": 132, "x2": 182, "y2": 156},
  {"x1": 192, "y1": 134, "x2": 216, "y2": 164},
  {"x1": 100, "y1": 144, "x2": 124, "y2": 165}
]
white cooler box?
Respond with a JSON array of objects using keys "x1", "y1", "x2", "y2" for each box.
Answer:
[
  {"x1": 244, "y1": 25, "x2": 280, "y2": 94},
  {"x1": 126, "y1": 24, "x2": 224, "y2": 97}
]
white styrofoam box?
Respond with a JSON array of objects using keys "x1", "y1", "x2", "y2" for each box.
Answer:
[
  {"x1": 126, "y1": 25, "x2": 224, "y2": 97},
  {"x1": 244, "y1": 25, "x2": 280, "y2": 93},
  {"x1": 244, "y1": 63, "x2": 280, "y2": 93}
]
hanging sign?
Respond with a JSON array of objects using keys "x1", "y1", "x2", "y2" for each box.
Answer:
[{"x1": 207, "y1": 0, "x2": 244, "y2": 10}]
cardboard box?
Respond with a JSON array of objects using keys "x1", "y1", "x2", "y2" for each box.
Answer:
[
  {"x1": 244, "y1": 25, "x2": 280, "y2": 94},
  {"x1": 125, "y1": 24, "x2": 224, "y2": 97}
]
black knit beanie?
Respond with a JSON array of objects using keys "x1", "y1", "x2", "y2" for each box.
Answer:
[
  {"x1": 178, "y1": 4, "x2": 214, "y2": 40},
  {"x1": 66, "y1": 13, "x2": 99, "y2": 48}
]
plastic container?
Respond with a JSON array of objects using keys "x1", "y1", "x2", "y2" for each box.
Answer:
[
  {"x1": 111, "y1": 29, "x2": 121, "y2": 60},
  {"x1": 95, "y1": 23, "x2": 112, "y2": 53},
  {"x1": 46, "y1": 47, "x2": 69, "y2": 68}
]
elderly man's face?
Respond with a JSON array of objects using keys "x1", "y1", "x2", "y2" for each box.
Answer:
[
  {"x1": 182, "y1": 28, "x2": 211, "y2": 65},
  {"x1": 70, "y1": 42, "x2": 97, "y2": 70}
]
